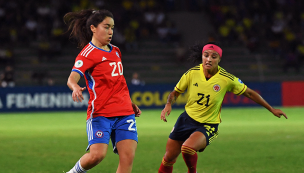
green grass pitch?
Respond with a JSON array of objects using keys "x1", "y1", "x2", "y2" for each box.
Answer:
[{"x1": 0, "y1": 107, "x2": 303, "y2": 173}]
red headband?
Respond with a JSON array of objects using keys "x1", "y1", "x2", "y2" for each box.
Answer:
[{"x1": 202, "y1": 44, "x2": 222, "y2": 58}]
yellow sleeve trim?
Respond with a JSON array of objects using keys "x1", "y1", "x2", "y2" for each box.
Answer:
[
  {"x1": 236, "y1": 85, "x2": 247, "y2": 95},
  {"x1": 174, "y1": 86, "x2": 184, "y2": 93}
]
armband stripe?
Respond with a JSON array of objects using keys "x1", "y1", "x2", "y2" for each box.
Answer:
[
  {"x1": 236, "y1": 85, "x2": 246, "y2": 95},
  {"x1": 175, "y1": 86, "x2": 183, "y2": 93},
  {"x1": 72, "y1": 69, "x2": 84, "y2": 77}
]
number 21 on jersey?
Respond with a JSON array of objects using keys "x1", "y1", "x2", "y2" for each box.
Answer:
[{"x1": 109, "y1": 62, "x2": 123, "y2": 76}]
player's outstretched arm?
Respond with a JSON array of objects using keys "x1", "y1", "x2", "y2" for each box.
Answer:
[
  {"x1": 161, "y1": 90, "x2": 180, "y2": 122},
  {"x1": 67, "y1": 71, "x2": 86, "y2": 102},
  {"x1": 242, "y1": 87, "x2": 288, "y2": 119}
]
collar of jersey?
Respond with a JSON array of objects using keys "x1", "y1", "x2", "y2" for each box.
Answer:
[{"x1": 89, "y1": 42, "x2": 112, "y2": 52}]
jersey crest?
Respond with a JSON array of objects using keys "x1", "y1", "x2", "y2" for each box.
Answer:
[{"x1": 213, "y1": 84, "x2": 221, "y2": 92}]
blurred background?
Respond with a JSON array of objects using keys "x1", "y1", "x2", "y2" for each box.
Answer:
[{"x1": 0, "y1": 0, "x2": 304, "y2": 111}]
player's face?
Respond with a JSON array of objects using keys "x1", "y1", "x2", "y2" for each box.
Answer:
[
  {"x1": 202, "y1": 50, "x2": 221, "y2": 70},
  {"x1": 91, "y1": 17, "x2": 114, "y2": 45}
]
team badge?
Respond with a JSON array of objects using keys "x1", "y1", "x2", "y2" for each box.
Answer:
[
  {"x1": 75, "y1": 60, "x2": 83, "y2": 68},
  {"x1": 116, "y1": 52, "x2": 120, "y2": 58},
  {"x1": 95, "y1": 131, "x2": 104, "y2": 138},
  {"x1": 213, "y1": 84, "x2": 221, "y2": 92},
  {"x1": 238, "y1": 79, "x2": 243, "y2": 84}
]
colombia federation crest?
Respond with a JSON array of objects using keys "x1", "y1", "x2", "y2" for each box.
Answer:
[{"x1": 213, "y1": 84, "x2": 221, "y2": 92}]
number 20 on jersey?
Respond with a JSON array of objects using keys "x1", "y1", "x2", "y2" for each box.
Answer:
[{"x1": 109, "y1": 62, "x2": 123, "y2": 76}]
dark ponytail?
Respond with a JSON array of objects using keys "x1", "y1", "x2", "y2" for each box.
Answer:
[
  {"x1": 64, "y1": 9, "x2": 114, "y2": 49},
  {"x1": 188, "y1": 41, "x2": 221, "y2": 64}
]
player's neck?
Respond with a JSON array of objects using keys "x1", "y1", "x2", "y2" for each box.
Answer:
[
  {"x1": 204, "y1": 68, "x2": 218, "y2": 78},
  {"x1": 91, "y1": 40, "x2": 110, "y2": 51}
]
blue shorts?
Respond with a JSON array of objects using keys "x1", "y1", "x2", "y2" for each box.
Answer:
[
  {"x1": 86, "y1": 114, "x2": 138, "y2": 154},
  {"x1": 169, "y1": 111, "x2": 219, "y2": 147}
]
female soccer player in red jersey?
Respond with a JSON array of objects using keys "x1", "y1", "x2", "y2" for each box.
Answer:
[
  {"x1": 158, "y1": 42, "x2": 288, "y2": 173},
  {"x1": 64, "y1": 9, "x2": 141, "y2": 173}
]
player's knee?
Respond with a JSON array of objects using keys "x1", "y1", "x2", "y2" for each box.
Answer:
[
  {"x1": 88, "y1": 152, "x2": 106, "y2": 165},
  {"x1": 164, "y1": 151, "x2": 179, "y2": 162},
  {"x1": 119, "y1": 151, "x2": 135, "y2": 164}
]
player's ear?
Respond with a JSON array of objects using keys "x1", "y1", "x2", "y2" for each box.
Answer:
[{"x1": 90, "y1": 25, "x2": 96, "y2": 33}]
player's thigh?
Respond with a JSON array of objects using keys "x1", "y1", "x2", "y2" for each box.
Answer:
[
  {"x1": 183, "y1": 131, "x2": 207, "y2": 151},
  {"x1": 112, "y1": 114, "x2": 138, "y2": 154},
  {"x1": 86, "y1": 116, "x2": 112, "y2": 149},
  {"x1": 183, "y1": 123, "x2": 219, "y2": 151},
  {"x1": 164, "y1": 138, "x2": 184, "y2": 161}
]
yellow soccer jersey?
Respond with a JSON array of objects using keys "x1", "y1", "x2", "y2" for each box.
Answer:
[{"x1": 175, "y1": 64, "x2": 247, "y2": 124}]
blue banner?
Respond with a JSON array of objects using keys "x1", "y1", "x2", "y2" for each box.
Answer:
[
  {"x1": 0, "y1": 82, "x2": 281, "y2": 112},
  {"x1": 128, "y1": 82, "x2": 282, "y2": 109},
  {"x1": 0, "y1": 86, "x2": 89, "y2": 112}
]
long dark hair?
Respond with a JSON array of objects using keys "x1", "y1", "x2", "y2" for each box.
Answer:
[
  {"x1": 188, "y1": 41, "x2": 221, "y2": 64},
  {"x1": 63, "y1": 9, "x2": 114, "y2": 49}
]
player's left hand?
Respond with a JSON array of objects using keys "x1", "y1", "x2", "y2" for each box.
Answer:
[
  {"x1": 271, "y1": 108, "x2": 288, "y2": 119},
  {"x1": 132, "y1": 103, "x2": 141, "y2": 117}
]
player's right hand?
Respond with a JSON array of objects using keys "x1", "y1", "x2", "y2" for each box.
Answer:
[
  {"x1": 72, "y1": 86, "x2": 86, "y2": 102},
  {"x1": 161, "y1": 103, "x2": 172, "y2": 122},
  {"x1": 271, "y1": 108, "x2": 288, "y2": 119}
]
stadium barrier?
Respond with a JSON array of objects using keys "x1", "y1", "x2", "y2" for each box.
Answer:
[
  {"x1": 0, "y1": 82, "x2": 293, "y2": 112},
  {"x1": 0, "y1": 86, "x2": 89, "y2": 112},
  {"x1": 128, "y1": 82, "x2": 282, "y2": 108}
]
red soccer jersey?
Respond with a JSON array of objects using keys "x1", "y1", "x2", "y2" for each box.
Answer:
[{"x1": 72, "y1": 42, "x2": 134, "y2": 120}]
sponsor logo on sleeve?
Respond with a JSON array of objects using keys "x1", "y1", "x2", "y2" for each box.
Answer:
[
  {"x1": 75, "y1": 60, "x2": 83, "y2": 68},
  {"x1": 116, "y1": 52, "x2": 120, "y2": 58},
  {"x1": 238, "y1": 79, "x2": 243, "y2": 84}
]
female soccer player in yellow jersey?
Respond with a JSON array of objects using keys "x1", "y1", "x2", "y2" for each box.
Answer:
[{"x1": 158, "y1": 42, "x2": 288, "y2": 173}]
